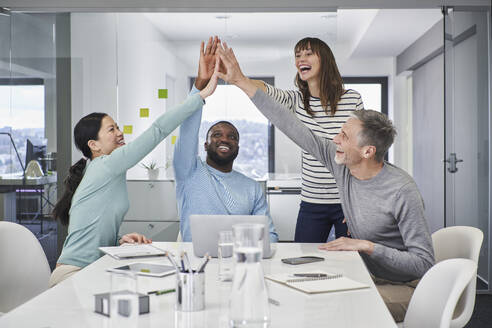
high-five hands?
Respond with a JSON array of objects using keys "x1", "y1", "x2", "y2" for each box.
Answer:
[
  {"x1": 216, "y1": 42, "x2": 258, "y2": 97},
  {"x1": 198, "y1": 55, "x2": 221, "y2": 100},
  {"x1": 195, "y1": 36, "x2": 220, "y2": 90}
]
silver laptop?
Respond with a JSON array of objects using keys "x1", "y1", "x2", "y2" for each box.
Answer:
[{"x1": 190, "y1": 215, "x2": 275, "y2": 259}]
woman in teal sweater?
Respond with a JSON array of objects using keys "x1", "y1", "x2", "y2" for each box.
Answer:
[{"x1": 50, "y1": 59, "x2": 220, "y2": 286}]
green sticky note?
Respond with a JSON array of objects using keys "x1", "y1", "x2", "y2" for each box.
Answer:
[
  {"x1": 140, "y1": 108, "x2": 149, "y2": 118},
  {"x1": 158, "y1": 89, "x2": 168, "y2": 99},
  {"x1": 123, "y1": 125, "x2": 133, "y2": 134},
  {"x1": 171, "y1": 136, "x2": 177, "y2": 145}
]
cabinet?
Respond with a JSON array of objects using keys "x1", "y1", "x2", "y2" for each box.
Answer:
[
  {"x1": 121, "y1": 180, "x2": 179, "y2": 241},
  {"x1": 266, "y1": 174, "x2": 301, "y2": 242}
]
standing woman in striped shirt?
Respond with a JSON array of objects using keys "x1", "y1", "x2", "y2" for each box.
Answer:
[{"x1": 251, "y1": 37, "x2": 364, "y2": 242}]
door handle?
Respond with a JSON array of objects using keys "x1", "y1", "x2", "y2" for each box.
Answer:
[{"x1": 444, "y1": 153, "x2": 463, "y2": 173}]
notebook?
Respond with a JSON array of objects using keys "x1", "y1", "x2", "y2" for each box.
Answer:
[
  {"x1": 265, "y1": 271, "x2": 369, "y2": 294},
  {"x1": 99, "y1": 243, "x2": 166, "y2": 260}
]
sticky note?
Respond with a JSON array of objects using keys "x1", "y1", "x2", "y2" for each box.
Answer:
[
  {"x1": 171, "y1": 136, "x2": 177, "y2": 145},
  {"x1": 140, "y1": 268, "x2": 150, "y2": 273},
  {"x1": 123, "y1": 125, "x2": 133, "y2": 134},
  {"x1": 140, "y1": 108, "x2": 149, "y2": 117},
  {"x1": 158, "y1": 89, "x2": 168, "y2": 99}
]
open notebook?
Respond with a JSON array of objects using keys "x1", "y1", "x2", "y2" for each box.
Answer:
[
  {"x1": 265, "y1": 271, "x2": 369, "y2": 294},
  {"x1": 99, "y1": 243, "x2": 166, "y2": 260}
]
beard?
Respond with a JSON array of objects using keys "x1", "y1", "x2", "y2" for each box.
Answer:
[{"x1": 207, "y1": 147, "x2": 239, "y2": 167}]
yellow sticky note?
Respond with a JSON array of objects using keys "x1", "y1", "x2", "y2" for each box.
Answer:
[
  {"x1": 158, "y1": 89, "x2": 168, "y2": 99},
  {"x1": 140, "y1": 108, "x2": 149, "y2": 118},
  {"x1": 171, "y1": 136, "x2": 177, "y2": 145},
  {"x1": 123, "y1": 125, "x2": 133, "y2": 134}
]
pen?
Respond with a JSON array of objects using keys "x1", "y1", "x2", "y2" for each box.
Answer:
[
  {"x1": 182, "y1": 251, "x2": 192, "y2": 273},
  {"x1": 197, "y1": 254, "x2": 210, "y2": 273},
  {"x1": 147, "y1": 288, "x2": 176, "y2": 296},
  {"x1": 165, "y1": 251, "x2": 180, "y2": 272},
  {"x1": 293, "y1": 273, "x2": 328, "y2": 278},
  {"x1": 180, "y1": 253, "x2": 187, "y2": 272}
]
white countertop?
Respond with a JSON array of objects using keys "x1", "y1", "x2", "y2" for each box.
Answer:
[{"x1": 0, "y1": 242, "x2": 396, "y2": 328}]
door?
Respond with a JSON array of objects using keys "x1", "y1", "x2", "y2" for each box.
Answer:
[{"x1": 444, "y1": 7, "x2": 491, "y2": 291}]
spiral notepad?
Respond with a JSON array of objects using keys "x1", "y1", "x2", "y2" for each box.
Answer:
[{"x1": 265, "y1": 271, "x2": 368, "y2": 294}]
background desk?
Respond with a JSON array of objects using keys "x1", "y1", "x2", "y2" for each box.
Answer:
[{"x1": 0, "y1": 242, "x2": 396, "y2": 328}]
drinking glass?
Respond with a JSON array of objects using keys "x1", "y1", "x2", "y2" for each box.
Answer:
[
  {"x1": 109, "y1": 271, "x2": 139, "y2": 327},
  {"x1": 229, "y1": 223, "x2": 270, "y2": 328},
  {"x1": 218, "y1": 230, "x2": 234, "y2": 282}
]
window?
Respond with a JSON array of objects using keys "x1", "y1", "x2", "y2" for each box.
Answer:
[
  {"x1": 343, "y1": 77, "x2": 388, "y2": 115},
  {"x1": 0, "y1": 79, "x2": 45, "y2": 174},
  {"x1": 190, "y1": 77, "x2": 274, "y2": 179}
]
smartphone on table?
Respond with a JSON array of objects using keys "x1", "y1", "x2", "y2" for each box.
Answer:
[{"x1": 281, "y1": 256, "x2": 325, "y2": 265}]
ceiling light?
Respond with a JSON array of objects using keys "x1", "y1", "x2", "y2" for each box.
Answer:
[
  {"x1": 215, "y1": 15, "x2": 231, "y2": 20},
  {"x1": 321, "y1": 14, "x2": 336, "y2": 19}
]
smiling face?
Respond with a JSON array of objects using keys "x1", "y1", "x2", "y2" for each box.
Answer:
[
  {"x1": 204, "y1": 122, "x2": 239, "y2": 168},
  {"x1": 295, "y1": 44, "x2": 321, "y2": 82},
  {"x1": 333, "y1": 118, "x2": 365, "y2": 167},
  {"x1": 89, "y1": 115, "x2": 125, "y2": 157}
]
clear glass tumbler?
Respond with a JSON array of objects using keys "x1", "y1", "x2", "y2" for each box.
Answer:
[
  {"x1": 218, "y1": 230, "x2": 234, "y2": 282},
  {"x1": 109, "y1": 271, "x2": 139, "y2": 328},
  {"x1": 229, "y1": 223, "x2": 270, "y2": 328}
]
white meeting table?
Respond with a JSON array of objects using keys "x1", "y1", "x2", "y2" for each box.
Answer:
[{"x1": 0, "y1": 242, "x2": 396, "y2": 328}]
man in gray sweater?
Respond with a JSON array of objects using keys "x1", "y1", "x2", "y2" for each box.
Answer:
[{"x1": 216, "y1": 43, "x2": 434, "y2": 322}]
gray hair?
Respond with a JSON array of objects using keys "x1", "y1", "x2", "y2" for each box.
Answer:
[{"x1": 349, "y1": 110, "x2": 397, "y2": 162}]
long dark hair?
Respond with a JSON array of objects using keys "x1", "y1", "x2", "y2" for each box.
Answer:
[
  {"x1": 52, "y1": 113, "x2": 107, "y2": 225},
  {"x1": 294, "y1": 37, "x2": 344, "y2": 116}
]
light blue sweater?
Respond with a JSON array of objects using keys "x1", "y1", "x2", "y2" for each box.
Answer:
[
  {"x1": 58, "y1": 93, "x2": 204, "y2": 268},
  {"x1": 173, "y1": 87, "x2": 278, "y2": 243}
]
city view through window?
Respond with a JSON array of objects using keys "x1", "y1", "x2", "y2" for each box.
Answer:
[{"x1": 0, "y1": 85, "x2": 45, "y2": 174}]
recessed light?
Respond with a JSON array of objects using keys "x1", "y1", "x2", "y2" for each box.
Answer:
[{"x1": 321, "y1": 14, "x2": 336, "y2": 19}]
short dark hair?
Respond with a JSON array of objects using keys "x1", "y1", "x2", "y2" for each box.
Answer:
[
  {"x1": 350, "y1": 110, "x2": 396, "y2": 162},
  {"x1": 206, "y1": 121, "x2": 239, "y2": 141}
]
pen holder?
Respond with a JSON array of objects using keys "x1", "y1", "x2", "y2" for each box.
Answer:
[{"x1": 176, "y1": 270, "x2": 205, "y2": 312}]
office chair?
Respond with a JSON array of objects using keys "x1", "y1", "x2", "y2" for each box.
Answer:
[
  {"x1": 432, "y1": 226, "x2": 483, "y2": 327},
  {"x1": 0, "y1": 221, "x2": 51, "y2": 313},
  {"x1": 403, "y1": 258, "x2": 477, "y2": 328}
]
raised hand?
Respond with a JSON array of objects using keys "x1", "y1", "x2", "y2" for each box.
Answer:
[
  {"x1": 199, "y1": 56, "x2": 221, "y2": 99},
  {"x1": 195, "y1": 36, "x2": 220, "y2": 90},
  {"x1": 216, "y1": 42, "x2": 258, "y2": 97}
]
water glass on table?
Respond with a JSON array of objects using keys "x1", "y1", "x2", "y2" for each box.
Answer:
[
  {"x1": 109, "y1": 271, "x2": 139, "y2": 327},
  {"x1": 218, "y1": 230, "x2": 234, "y2": 282}
]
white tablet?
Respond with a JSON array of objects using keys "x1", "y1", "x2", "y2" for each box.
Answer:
[{"x1": 107, "y1": 262, "x2": 176, "y2": 277}]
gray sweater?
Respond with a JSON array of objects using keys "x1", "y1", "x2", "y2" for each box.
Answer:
[{"x1": 252, "y1": 90, "x2": 434, "y2": 282}]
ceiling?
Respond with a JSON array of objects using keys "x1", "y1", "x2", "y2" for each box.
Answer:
[{"x1": 143, "y1": 9, "x2": 442, "y2": 61}]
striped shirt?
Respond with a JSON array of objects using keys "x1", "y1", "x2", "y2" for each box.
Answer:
[{"x1": 265, "y1": 83, "x2": 364, "y2": 204}]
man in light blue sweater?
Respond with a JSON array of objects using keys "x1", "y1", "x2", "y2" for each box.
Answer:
[{"x1": 173, "y1": 37, "x2": 278, "y2": 243}]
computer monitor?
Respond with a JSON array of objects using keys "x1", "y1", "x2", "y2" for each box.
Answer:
[{"x1": 25, "y1": 139, "x2": 47, "y2": 174}]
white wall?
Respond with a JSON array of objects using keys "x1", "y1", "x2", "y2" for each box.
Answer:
[{"x1": 70, "y1": 13, "x2": 192, "y2": 178}]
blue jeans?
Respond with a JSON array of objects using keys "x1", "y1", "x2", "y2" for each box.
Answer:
[{"x1": 294, "y1": 201, "x2": 348, "y2": 242}]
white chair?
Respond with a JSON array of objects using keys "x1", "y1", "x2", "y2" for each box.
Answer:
[
  {"x1": 432, "y1": 226, "x2": 483, "y2": 328},
  {"x1": 0, "y1": 221, "x2": 51, "y2": 313},
  {"x1": 403, "y1": 258, "x2": 477, "y2": 328}
]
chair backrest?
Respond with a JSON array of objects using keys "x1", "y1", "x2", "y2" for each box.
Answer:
[
  {"x1": 404, "y1": 259, "x2": 477, "y2": 328},
  {"x1": 0, "y1": 221, "x2": 51, "y2": 313},
  {"x1": 432, "y1": 226, "x2": 483, "y2": 328}
]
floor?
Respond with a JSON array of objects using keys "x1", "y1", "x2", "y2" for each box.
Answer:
[{"x1": 465, "y1": 293, "x2": 492, "y2": 327}]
